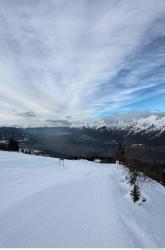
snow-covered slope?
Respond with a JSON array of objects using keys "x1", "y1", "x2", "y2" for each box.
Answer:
[
  {"x1": 87, "y1": 115, "x2": 165, "y2": 135},
  {"x1": 0, "y1": 151, "x2": 165, "y2": 247}
]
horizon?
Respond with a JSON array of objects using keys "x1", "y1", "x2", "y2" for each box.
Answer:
[
  {"x1": 0, "y1": 110, "x2": 165, "y2": 128},
  {"x1": 0, "y1": 0, "x2": 165, "y2": 127}
]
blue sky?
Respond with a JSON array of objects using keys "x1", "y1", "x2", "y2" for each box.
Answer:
[{"x1": 0, "y1": 0, "x2": 165, "y2": 126}]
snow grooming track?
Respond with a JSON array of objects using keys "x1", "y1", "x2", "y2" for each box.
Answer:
[{"x1": 0, "y1": 151, "x2": 165, "y2": 247}]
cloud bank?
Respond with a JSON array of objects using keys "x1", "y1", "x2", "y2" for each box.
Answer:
[
  {"x1": 0, "y1": 0, "x2": 165, "y2": 126},
  {"x1": 103, "y1": 110, "x2": 165, "y2": 121}
]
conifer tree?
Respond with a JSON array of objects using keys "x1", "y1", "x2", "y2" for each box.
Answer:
[
  {"x1": 115, "y1": 144, "x2": 126, "y2": 164},
  {"x1": 8, "y1": 138, "x2": 19, "y2": 151},
  {"x1": 130, "y1": 184, "x2": 140, "y2": 202}
]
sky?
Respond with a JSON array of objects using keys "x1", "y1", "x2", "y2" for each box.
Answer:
[{"x1": 0, "y1": 0, "x2": 165, "y2": 127}]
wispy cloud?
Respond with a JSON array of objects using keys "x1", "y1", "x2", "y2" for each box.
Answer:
[
  {"x1": 103, "y1": 110, "x2": 165, "y2": 121},
  {"x1": 16, "y1": 111, "x2": 36, "y2": 117},
  {"x1": 0, "y1": 0, "x2": 165, "y2": 126},
  {"x1": 45, "y1": 119, "x2": 72, "y2": 127}
]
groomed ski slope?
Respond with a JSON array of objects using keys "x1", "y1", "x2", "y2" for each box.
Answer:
[{"x1": 0, "y1": 151, "x2": 165, "y2": 247}]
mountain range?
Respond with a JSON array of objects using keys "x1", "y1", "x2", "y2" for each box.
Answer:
[
  {"x1": 86, "y1": 115, "x2": 165, "y2": 136},
  {"x1": 0, "y1": 115, "x2": 165, "y2": 163}
]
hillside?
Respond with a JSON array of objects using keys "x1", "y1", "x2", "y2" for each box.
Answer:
[
  {"x1": 0, "y1": 151, "x2": 165, "y2": 247},
  {"x1": 1, "y1": 124, "x2": 165, "y2": 164}
]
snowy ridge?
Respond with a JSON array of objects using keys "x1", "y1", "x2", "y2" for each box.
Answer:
[{"x1": 86, "y1": 115, "x2": 165, "y2": 135}]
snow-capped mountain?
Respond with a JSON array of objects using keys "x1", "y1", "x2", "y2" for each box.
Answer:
[{"x1": 86, "y1": 115, "x2": 165, "y2": 136}]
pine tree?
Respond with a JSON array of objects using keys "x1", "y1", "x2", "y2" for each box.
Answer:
[
  {"x1": 129, "y1": 169, "x2": 138, "y2": 185},
  {"x1": 115, "y1": 144, "x2": 126, "y2": 164},
  {"x1": 130, "y1": 184, "x2": 140, "y2": 202},
  {"x1": 8, "y1": 138, "x2": 19, "y2": 151}
]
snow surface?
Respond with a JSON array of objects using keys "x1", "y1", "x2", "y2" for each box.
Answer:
[{"x1": 0, "y1": 151, "x2": 165, "y2": 247}]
